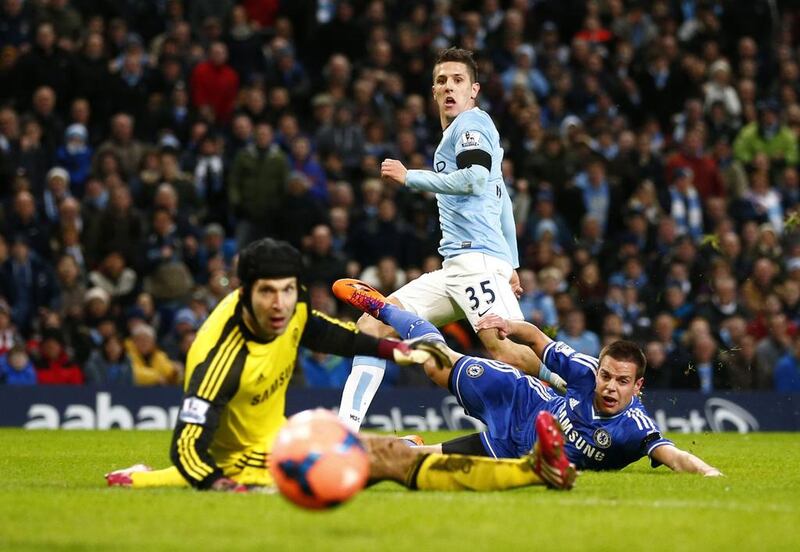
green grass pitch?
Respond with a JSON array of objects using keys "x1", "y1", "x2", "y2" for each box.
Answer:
[{"x1": 1, "y1": 430, "x2": 798, "y2": 552}]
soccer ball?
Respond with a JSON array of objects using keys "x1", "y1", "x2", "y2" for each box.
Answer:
[{"x1": 270, "y1": 409, "x2": 369, "y2": 510}]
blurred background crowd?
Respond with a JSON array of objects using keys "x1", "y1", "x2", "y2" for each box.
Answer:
[{"x1": 1, "y1": 0, "x2": 800, "y2": 392}]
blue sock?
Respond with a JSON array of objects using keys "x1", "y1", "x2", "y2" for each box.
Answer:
[{"x1": 378, "y1": 304, "x2": 445, "y2": 343}]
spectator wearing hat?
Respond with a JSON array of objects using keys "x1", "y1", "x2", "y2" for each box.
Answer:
[
  {"x1": 56, "y1": 124, "x2": 93, "y2": 194},
  {"x1": 125, "y1": 323, "x2": 177, "y2": 386},
  {"x1": 734, "y1": 100, "x2": 799, "y2": 167},
  {"x1": 190, "y1": 41, "x2": 239, "y2": 124},
  {"x1": 703, "y1": 59, "x2": 741, "y2": 119},
  {"x1": 42, "y1": 166, "x2": 72, "y2": 226},
  {"x1": 34, "y1": 328, "x2": 83, "y2": 385},
  {"x1": 84, "y1": 334, "x2": 133, "y2": 385}
]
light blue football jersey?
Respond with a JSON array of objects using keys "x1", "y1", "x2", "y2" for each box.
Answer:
[{"x1": 407, "y1": 108, "x2": 519, "y2": 267}]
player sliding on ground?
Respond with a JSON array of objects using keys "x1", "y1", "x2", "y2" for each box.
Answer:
[
  {"x1": 339, "y1": 47, "x2": 566, "y2": 432},
  {"x1": 334, "y1": 278, "x2": 722, "y2": 476},
  {"x1": 106, "y1": 238, "x2": 575, "y2": 491}
]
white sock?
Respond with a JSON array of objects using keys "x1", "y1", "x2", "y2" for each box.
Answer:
[{"x1": 338, "y1": 356, "x2": 386, "y2": 431}]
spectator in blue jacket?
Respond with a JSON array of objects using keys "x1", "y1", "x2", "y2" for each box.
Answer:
[
  {"x1": 774, "y1": 336, "x2": 800, "y2": 392},
  {"x1": 0, "y1": 345, "x2": 37, "y2": 385}
]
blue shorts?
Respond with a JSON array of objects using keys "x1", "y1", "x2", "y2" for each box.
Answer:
[{"x1": 448, "y1": 355, "x2": 558, "y2": 458}]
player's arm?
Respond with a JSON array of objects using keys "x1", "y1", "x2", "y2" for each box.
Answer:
[
  {"x1": 477, "y1": 315, "x2": 596, "y2": 390},
  {"x1": 500, "y1": 187, "x2": 520, "y2": 269},
  {"x1": 650, "y1": 444, "x2": 723, "y2": 476},
  {"x1": 169, "y1": 330, "x2": 248, "y2": 490},
  {"x1": 383, "y1": 159, "x2": 490, "y2": 196},
  {"x1": 302, "y1": 310, "x2": 429, "y2": 364},
  {"x1": 477, "y1": 315, "x2": 551, "y2": 358}
]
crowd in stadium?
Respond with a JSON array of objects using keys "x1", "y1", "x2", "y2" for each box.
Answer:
[{"x1": 0, "y1": 0, "x2": 799, "y2": 392}]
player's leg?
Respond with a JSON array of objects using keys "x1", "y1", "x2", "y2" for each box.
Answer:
[
  {"x1": 106, "y1": 465, "x2": 190, "y2": 488},
  {"x1": 445, "y1": 253, "x2": 567, "y2": 392},
  {"x1": 337, "y1": 289, "x2": 402, "y2": 430},
  {"x1": 335, "y1": 274, "x2": 459, "y2": 430},
  {"x1": 362, "y1": 434, "x2": 568, "y2": 491}
]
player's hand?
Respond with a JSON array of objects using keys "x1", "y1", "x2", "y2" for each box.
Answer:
[
  {"x1": 510, "y1": 270, "x2": 523, "y2": 299},
  {"x1": 210, "y1": 477, "x2": 248, "y2": 493},
  {"x1": 392, "y1": 341, "x2": 432, "y2": 365},
  {"x1": 381, "y1": 159, "x2": 408, "y2": 186},
  {"x1": 476, "y1": 314, "x2": 511, "y2": 339},
  {"x1": 703, "y1": 468, "x2": 724, "y2": 477}
]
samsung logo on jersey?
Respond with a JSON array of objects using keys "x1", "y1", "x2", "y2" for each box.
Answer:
[
  {"x1": 557, "y1": 408, "x2": 605, "y2": 462},
  {"x1": 251, "y1": 363, "x2": 294, "y2": 406}
]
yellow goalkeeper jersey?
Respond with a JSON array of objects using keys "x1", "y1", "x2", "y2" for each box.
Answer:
[{"x1": 170, "y1": 289, "x2": 385, "y2": 489}]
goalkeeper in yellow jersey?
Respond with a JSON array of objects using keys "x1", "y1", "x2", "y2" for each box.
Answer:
[{"x1": 106, "y1": 238, "x2": 574, "y2": 492}]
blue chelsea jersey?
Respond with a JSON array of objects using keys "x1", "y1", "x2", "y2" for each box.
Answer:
[
  {"x1": 432, "y1": 108, "x2": 517, "y2": 266},
  {"x1": 539, "y1": 341, "x2": 673, "y2": 470}
]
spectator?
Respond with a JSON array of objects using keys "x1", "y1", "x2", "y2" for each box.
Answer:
[
  {"x1": 125, "y1": 323, "x2": 177, "y2": 386},
  {"x1": 54, "y1": 254, "x2": 85, "y2": 321},
  {"x1": 665, "y1": 129, "x2": 725, "y2": 201},
  {"x1": 753, "y1": 313, "x2": 792, "y2": 390},
  {"x1": 556, "y1": 309, "x2": 601, "y2": 357},
  {"x1": 0, "y1": 236, "x2": 58, "y2": 334},
  {"x1": 56, "y1": 124, "x2": 93, "y2": 194},
  {"x1": 34, "y1": 328, "x2": 83, "y2": 385},
  {"x1": 734, "y1": 100, "x2": 799, "y2": 167},
  {"x1": 88, "y1": 251, "x2": 137, "y2": 305},
  {"x1": 190, "y1": 41, "x2": 239, "y2": 123},
  {"x1": 316, "y1": 103, "x2": 364, "y2": 175},
  {"x1": 84, "y1": 334, "x2": 134, "y2": 385},
  {"x1": 304, "y1": 224, "x2": 348, "y2": 287},
  {"x1": 517, "y1": 268, "x2": 558, "y2": 328},
  {"x1": 664, "y1": 167, "x2": 704, "y2": 241},
  {"x1": 95, "y1": 113, "x2": 145, "y2": 178},
  {"x1": 0, "y1": 344, "x2": 36, "y2": 385},
  {"x1": 228, "y1": 122, "x2": 289, "y2": 247},
  {"x1": 0, "y1": 300, "x2": 18, "y2": 354},
  {"x1": 774, "y1": 335, "x2": 800, "y2": 392}
]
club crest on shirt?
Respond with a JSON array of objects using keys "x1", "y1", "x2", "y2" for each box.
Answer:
[
  {"x1": 466, "y1": 364, "x2": 484, "y2": 378},
  {"x1": 460, "y1": 130, "x2": 481, "y2": 149},
  {"x1": 593, "y1": 428, "x2": 612, "y2": 449}
]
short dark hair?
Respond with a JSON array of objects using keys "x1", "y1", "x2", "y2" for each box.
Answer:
[
  {"x1": 434, "y1": 47, "x2": 478, "y2": 83},
  {"x1": 599, "y1": 340, "x2": 647, "y2": 379}
]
